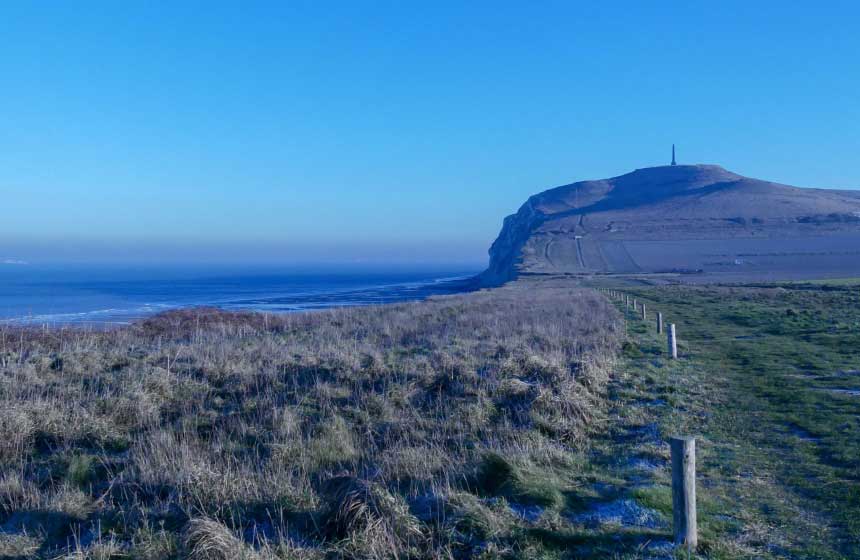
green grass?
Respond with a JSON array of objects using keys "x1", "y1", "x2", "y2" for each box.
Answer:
[{"x1": 595, "y1": 281, "x2": 860, "y2": 558}]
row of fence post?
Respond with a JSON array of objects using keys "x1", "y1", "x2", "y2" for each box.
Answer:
[
  {"x1": 597, "y1": 287, "x2": 697, "y2": 551},
  {"x1": 603, "y1": 288, "x2": 678, "y2": 359}
]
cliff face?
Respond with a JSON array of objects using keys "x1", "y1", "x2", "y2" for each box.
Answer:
[
  {"x1": 482, "y1": 164, "x2": 860, "y2": 284},
  {"x1": 483, "y1": 199, "x2": 541, "y2": 285}
]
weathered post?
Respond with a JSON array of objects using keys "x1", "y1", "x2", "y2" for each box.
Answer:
[
  {"x1": 657, "y1": 312, "x2": 663, "y2": 334},
  {"x1": 670, "y1": 437, "x2": 697, "y2": 550},
  {"x1": 641, "y1": 303, "x2": 646, "y2": 321},
  {"x1": 667, "y1": 323, "x2": 678, "y2": 359},
  {"x1": 626, "y1": 296, "x2": 630, "y2": 310}
]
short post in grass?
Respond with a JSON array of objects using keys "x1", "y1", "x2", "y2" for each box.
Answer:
[
  {"x1": 668, "y1": 323, "x2": 678, "y2": 359},
  {"x1": 626, "y1": 296, "x2": 630, "y2": 310},
  {"x1": 670, "y1": 436, "x2": 697, "y2": 551},
  {"x1": 641, "y1": 303, "x2": 646, "y2": 321},
  {"x1": 657, "y1": 312, "x2": 663, "y2": 334}
]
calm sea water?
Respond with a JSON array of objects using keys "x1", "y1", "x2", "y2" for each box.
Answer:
[{"x1": 0, "y1": 264, "x2": 481, "y2": 326}]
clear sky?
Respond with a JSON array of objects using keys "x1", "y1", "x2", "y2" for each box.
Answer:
[{"x1": 2, "y1": 1, "x2": 859, "y2": 265}]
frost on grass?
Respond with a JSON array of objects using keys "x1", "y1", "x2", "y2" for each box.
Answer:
[{"x1": 570, "y1": 499, "x2": 668, "y2": 529}]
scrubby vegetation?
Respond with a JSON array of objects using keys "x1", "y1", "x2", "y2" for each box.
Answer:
[{"x1": 0, "y1": 282, "x2": 622, "y2": 559}]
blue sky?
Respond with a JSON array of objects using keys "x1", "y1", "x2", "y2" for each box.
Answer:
[{"x1": 2, "y1": 1, "x2": 859, "y2": 265}]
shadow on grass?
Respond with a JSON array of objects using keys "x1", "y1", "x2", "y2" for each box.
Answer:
[{"x1": 526, "y1": 526, "x2": 671, "y2": 553}]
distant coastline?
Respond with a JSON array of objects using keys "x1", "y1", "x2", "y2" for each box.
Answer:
[{"x1": 0, "y1": 265, "x2": 482, "y2": 327}]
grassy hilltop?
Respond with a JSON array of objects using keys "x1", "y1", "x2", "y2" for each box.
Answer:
[
  {"x1": 484, "y1": 164, "x2": 860, "y2": 283},
  {"x1": 2, "y1": 278, "x2": 859, "y2": 559}
]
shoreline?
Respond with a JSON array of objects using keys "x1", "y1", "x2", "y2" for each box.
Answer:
[{"x1": 0, "y1": 272, "x2": 484, "y2": 330}]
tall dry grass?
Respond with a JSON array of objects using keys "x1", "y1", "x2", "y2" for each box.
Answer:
[{"x1": 0, "y1": 281, "x2": 621, "y2": 559}]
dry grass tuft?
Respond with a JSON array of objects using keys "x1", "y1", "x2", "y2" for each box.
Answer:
[
  {"x1": 321, "y1": 476, "x2": 425, "y2": 558},
  {"x1": 183, "y1": 517, "x2": 253, "y2": 560}
]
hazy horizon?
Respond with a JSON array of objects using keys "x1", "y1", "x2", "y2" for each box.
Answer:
[
  {"x1": 0, "y1": 239, "x2": 489, "y2": 267},
  {"x1": 4, "y1": 1, "x2": 860, "y2": 265}
]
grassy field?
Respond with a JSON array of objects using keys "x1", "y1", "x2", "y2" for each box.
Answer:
[
  {"x1": 0, "y1": 282, "x2": 627, "y2": 559},
  {"x1": 591, "y1": 280, "x2": 860, "y2": 558},
  {"x1": 2, "y1": 278, "x2": 857, "y2": 559}
]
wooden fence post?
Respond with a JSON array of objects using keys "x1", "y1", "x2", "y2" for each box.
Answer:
[
  {"x1": 657, "y1": 312, "x2": 663, "y2": 334},
  {"x1": 626, "y1": 296, "x2": 630, "y2": 310},
  {"x1": 641, "y1": 303, "x2": 646, "y2": 321},
  {"x1": 670, "y1": 437, "x2": 697, "y2": 550},
  {"x1": 667, "y1": 323, "x2": 678, "y2": 359}
]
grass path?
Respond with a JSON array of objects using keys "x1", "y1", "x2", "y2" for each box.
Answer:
[{"x1": 595, "y1": 283, "x2": 860, "y2": 559}]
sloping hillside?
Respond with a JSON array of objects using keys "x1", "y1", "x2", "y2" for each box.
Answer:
[{"x1": 484, "y1": 165, "x2": 860, "y2": 283}]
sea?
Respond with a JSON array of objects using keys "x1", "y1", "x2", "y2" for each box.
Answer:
[{"x1": 0, "y1": 263, "x2": 482, "y2": 327}]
